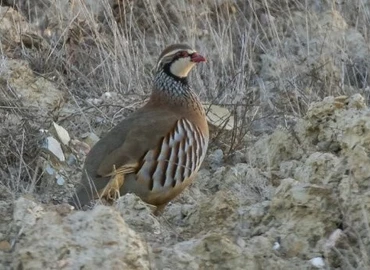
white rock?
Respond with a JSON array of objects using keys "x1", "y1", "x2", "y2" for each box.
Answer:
[
  {"x1": 87, "y1": 98, "x2": 102, "y2": 105},
  {"x1": 53, "y1": 122, "x2": 70, "y2": 145},
  {"x1": 66, "y1": 154, "x2": 77, "y2": 165},
  {"x1": 45, "y1": 164, "x2": 55, "y2": 175},
  {"x1": 44, "y1": 136, "x2": 65, "y2": 162},
  {"x1": 272, "y1": 241, "x2": 280, "y2": 250},
  {"x1": 325, "y1": 229, "x2": 345, "y2": 249},
  {"x1": 309, "y1": 257, "x2": 325, "y2": 269},
  {"x1": 102, "y1": 92, "x2": 112, "y2": 98},
  {"x1": 204, "y1": 104, "x2": 234, "y2": 131},
  {"x1": 56, "y1": 175, "x2": 65, "y2": 186}
]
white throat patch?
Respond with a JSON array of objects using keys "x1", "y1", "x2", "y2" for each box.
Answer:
[{"x1": 170, "y1": 57, "x2": 196, "y2": 78}]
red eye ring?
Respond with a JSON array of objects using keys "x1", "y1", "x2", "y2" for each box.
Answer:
[{"x1": 177, "y1": 51, "x2": 189, "y2": 58}]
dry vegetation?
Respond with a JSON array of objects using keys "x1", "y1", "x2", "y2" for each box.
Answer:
[
  {"x1": 1, "y1": 0, "x2": 370, "y2": 269},
  {"x1": 1, "y1": 0, "x2": 369, "y2": 193}
]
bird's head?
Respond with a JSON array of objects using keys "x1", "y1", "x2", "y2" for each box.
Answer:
[{"x1": 156, "y1": 44, "x2": 206, "y2": 79}]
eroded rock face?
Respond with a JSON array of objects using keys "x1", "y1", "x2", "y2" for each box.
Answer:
[
  {"x1": 1, "y1": 59, "x2": 64, "y2": 118},
  {"x1": 12, "y1": 198, "x2": 150, "y2": 270},
  {"x1": 154, "y1": 93, "x2": 370, "y2": 269},
  {"x1": 0, "y1": 6, "x2": 35, "y2": 44}
]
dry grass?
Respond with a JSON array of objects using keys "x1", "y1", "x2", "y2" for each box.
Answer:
[{"x1": 1, "y1": 0, "x2": 370, "y2": 268}]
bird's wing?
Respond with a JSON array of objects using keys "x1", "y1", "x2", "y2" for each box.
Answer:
[
  {"x1": 96, "y1": 108, "x2": 182, "y2": 177},
  {"x1": 71, "y1": 107, "x2": 183, "y2": 207}
]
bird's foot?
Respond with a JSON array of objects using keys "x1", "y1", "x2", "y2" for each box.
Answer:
[{"x1": 103, "y1": 166, "x2": 125, "y2": 202}]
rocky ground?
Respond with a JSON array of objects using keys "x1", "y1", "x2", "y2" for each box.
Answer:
[{"x1": 1, "y1": 1, "x2": 370, "y2": 269}]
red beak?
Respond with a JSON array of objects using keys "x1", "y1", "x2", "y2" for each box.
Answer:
[{"x1": 191, "y1": 53, "x2": 206, "y2": 63}]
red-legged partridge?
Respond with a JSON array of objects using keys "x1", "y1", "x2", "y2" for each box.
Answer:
[{"x1": 71, "y1": 44, "x2": 209, "y2": 213}]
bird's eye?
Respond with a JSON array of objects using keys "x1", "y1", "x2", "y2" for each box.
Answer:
[{"x1": 177, "y1": 51, "x2": 189, "y2": 58}]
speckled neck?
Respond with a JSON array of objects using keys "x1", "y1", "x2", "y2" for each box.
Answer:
[{"x1": 151, "y1": 69, "x2": 205, "y2": 115}]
